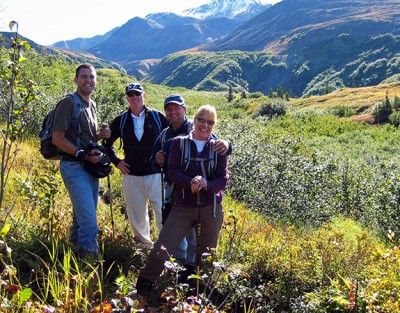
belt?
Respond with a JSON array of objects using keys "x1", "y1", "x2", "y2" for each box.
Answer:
[{"x1": 60, "y1": 154, "x2": 80, "y2": 162}]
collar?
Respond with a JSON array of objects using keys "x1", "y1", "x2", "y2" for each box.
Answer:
[
  {"x1": 130, "y1": 107, "x2": 145, "y2": 118},
  {"x1": 188, "y1": 130, "x2": 212, "y2": 143}
]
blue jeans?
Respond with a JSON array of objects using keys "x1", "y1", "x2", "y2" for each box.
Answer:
[
  {"x1": 165, "y1": 183, "x2": 196, "y2": 266},
  {"x1": 173, "y1": 228, "x2": 196, "y2": 266},
  {"x1": 60, "y1": 160, "x2": 99, "y2": 255}
]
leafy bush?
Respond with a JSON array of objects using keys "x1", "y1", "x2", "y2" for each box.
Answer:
[
  {"x1": 252, "y1": 98, "x2": 290, "y2": 119},
  {"x1": 389, "y1": 111, "x2": 400, "y2": 127},
  {"x1": 217, "y1": 200, "x2": 399, "y2": 312},
  {"x1": 218, "y1": 116, "x2": 400, "y2": 238},
  {"x1": 329, "y1": 105, "x2": 356, "y2": 117},
  {"x1": 248, "y1": 91, "x2": 264, "y2": 99}
]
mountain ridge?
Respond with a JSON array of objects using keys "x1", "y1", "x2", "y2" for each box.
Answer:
[
  {"x1": 51, "y1": 0, "x2": 270, "y2": 67},
  {"x1": 146, "y1": 0, "x2": 400, "y2": 96},
  {"x1": 184, "y1": 0, "x2": 270, "y2": 20},
  {"x1": 5, "y1": 0, "x2": 400, "y2": 98}
]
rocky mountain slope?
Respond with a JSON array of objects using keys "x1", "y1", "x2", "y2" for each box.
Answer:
[
  {"x1": 7, "y1": 0, "x2": 400, "y2": 97},
  {"x1": 52, "y1": 0, "x2": 270, "y2": 72},
  {"x1": 146, "y1": 0, "x2": 400, "y2": 96},
  {"x1": 86, "y1": 14, "x2": 242, "y2": 69}
]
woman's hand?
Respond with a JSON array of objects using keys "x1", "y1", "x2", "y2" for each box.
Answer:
[{"x1": 190, "y1": 175, "x2": 207, "y2": 193}]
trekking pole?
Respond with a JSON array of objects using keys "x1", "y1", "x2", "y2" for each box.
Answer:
[
  {"x1": 196, "y1": 192, "x2": 202, "y2": 297},
  {"x1": 102, "y1": 123, "x2": 115, "y2": 238},
  {"x1": 161, "y1": 167, "x2": 165, "y2": 205},
  {"x1": 107, "y1": 175, "x2": 115, "y2": 237}
]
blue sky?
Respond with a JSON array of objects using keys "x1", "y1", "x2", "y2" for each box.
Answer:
[{"x1": 0, "y1": 0, "x2": 280, "y2": 46}]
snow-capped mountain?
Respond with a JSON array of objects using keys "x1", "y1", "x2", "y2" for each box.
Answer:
[
  {"x1": 183, "y1": 0, "x2": 271, "y2": 20},
  {"x1": 52, "y1": 0, "x2": 273, "y2": 75}
]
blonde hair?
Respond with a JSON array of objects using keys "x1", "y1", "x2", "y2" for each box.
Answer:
[{"x1": 194, "y1": 104, "x2": 217, "y2": 123}]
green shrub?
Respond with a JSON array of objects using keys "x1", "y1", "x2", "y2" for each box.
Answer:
[
  {"x1": 329, "y1": 105, "x2": 356, "y2": 118},
  {"x1": 389, "y1": 111, "x2": 400, "y2": 127},
  {"x1": 252, "y1": 98, "x2": 290, "y2": 119},
  {"x1": 248, "y1": 91, "x2": 264, "y2": 99},
  {"x1": 218, "y1": 116, "x2": 400, "y2": 238},
  {"x1": 372, "y1": 92, "x2": 393, "y2": 123}
]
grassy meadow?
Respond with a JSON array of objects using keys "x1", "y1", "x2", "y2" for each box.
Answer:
[{"x1": 1, "y1": 44, "x2": 400, "y2": 312}]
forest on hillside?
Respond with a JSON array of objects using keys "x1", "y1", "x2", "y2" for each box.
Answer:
[{"x1": 0, "y1": 32, "x2": 400, "y2": 312}]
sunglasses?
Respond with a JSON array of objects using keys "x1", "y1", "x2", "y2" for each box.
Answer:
[
  {"x1": 127, "y1": 91, "x2": 142, "y2": 97},
  {"x1": 196, "y1": 117, "x2": 215, "y2": 126}
]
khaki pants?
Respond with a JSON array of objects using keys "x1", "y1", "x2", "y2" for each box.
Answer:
[
  {"x1": 139, "y1": 203, "x2": 223, "y2": 282},
  {"x1": 122, "y1": 174, "x2": 162, "y2": 244}
]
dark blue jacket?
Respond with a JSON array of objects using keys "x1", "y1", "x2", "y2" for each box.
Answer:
[{"x1": 151, "y1": 117, "x2": 192, "y2": 183}]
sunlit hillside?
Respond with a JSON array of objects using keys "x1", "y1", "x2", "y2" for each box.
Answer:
[{"x1": 288, "y1": 81, "x2": 400, "y2": 123}]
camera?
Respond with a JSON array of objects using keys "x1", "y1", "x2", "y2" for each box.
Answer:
[
  {"x1": 83, "y1": 141, "x2": 112, "y2": 178},
  {"x1": 86, "y1": 141, "x2": 106, "y2": 154}
]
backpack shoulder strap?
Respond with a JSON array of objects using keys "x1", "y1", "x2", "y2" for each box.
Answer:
[
  {"x1": 69, "y1": 92, "x2": 82, "y2": 121},
  {"x1": 160, "y1": 128, "x2": 168, "y2": 150},
  {"x1": 178, "y1": 121, "x2": 194, "y2": 170},
  {"x1": 68, "y1": 92, "x2": 83, "y2": 149},
  {"x1": 119, "y1": 110, "x2": 129, "y2": 139},
  {"x1": 117, "y1": 110, "x2": 130, "y2": 150},
  {"x1": 150, "y1": 110, "x2": 162, "y2": 134},
  {"x1": 207, "y1": 140, "x2": 218, "y2": 177},
  {"x1": 180, "y1": 137, "x2": 217, "y2": 176},
  {"x1": 180, "y1": 137, "x2": 191, "y2": 172},
  {"x1": 186, "y1": 121, "x2": 193, "y2": 134}
]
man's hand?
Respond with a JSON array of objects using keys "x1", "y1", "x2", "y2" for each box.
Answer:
[
  {"x1": 155, "y1": 150, "x2": 166, "y2": 167},
  {"x1": 117, "y1": 160, "x2": 130, "y2": 175},
  {"x1": 98, "y1": 127, "x2": 111, "y2": 140},
  {"x1": 86, "y1": 149, "x2": 103, "y2": 164},
  {"x1": 213, "y1": 139, "x2": 229, "y2": 155}
]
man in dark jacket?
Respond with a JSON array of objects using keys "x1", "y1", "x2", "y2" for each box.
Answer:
[{"x1": 104, "y1": 83, "x2": 169, "y2": 248}]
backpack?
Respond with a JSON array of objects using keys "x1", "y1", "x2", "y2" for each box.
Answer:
[
  {"x1": 118, "y1": 109, "x2": 162, "y2": 149},
  {"x1": 39, "y1": 93, "x2": 82, "y2": 160},
  {"x1": 180, "y1": 136, "x2": 219, "y2": 213},
  {"x1": 162, "y1": 136, "x2": 218, "y2": 224},
  {"x1": 180, "y1": 137, "x2": 218, "y2": 178}
]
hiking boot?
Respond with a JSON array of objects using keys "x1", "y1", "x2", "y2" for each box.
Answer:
[
  {"x1": 134, "y1": 240, "x2": 153, "y2": 252},
  {"x1": 136, "y1": 276, "x2": 154, "y2": 296}
]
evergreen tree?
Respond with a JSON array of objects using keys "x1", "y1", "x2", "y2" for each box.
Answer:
[
  {"x1": 385, "y1": 90, "x2": 392, "y2": 112},
  {"x1": 268, "y1": 87, "x2": 275, "y2": 98},
  {"x1": 351, "y1": 77, "x2": 356, "y2": 88},
  {"x1": 277, "y1": 85, "x2": 285, "y2": 99},
  {"x1": 393, "y1": 95, "x2": 400, "y2": 111},
  {"x1": 227, "y1": 83, "x2": 234, "y2": 102},
  {"x1": 324, "y1": 81, "x2": 331, "y2": 95}
]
